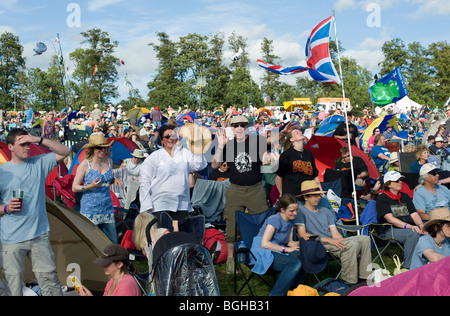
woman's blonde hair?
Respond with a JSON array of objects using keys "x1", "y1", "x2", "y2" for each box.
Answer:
[
  {"x1": 415, "y1": 144, "x2": 428, "y2": 161},
  {"x1": 133, "y1": 212, "x2": 156, "y2": 251}
]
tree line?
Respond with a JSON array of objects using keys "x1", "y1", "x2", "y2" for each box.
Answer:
[{"x1": 0, "y1": 28, "x2": 448, "y2": 113}]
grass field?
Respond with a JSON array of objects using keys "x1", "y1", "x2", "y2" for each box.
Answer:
[
  {"x1": 135, "y1": 243, "x2": 403, "y2": 296},
  {"x1": 215, "y1": 244, "x2": 402, "y2": 296}
]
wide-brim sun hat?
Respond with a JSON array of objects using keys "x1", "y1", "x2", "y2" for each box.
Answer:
[
  {"x1": 296, "y1": 180, "x2": 327, "y2": 197},
  {"x1": 423, "y1": 207, "x2": 450, "y2": 233},
  {"x1": 82, "y1": 133, "x2": 114, "y2": 150}
]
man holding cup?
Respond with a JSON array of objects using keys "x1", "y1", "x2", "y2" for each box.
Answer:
[{"x1": 0, "y1": 128, "x2": 71, "y2": 296}]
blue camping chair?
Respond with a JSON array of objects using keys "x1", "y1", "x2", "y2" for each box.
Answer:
[{"x1": 234, "y1": 207, "x2": 276, "y2": 296}]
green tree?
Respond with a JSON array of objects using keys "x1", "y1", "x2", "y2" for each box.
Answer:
[
  {"x1": 259, "y1": 38, "x2": 282, "y2": 106},
  {"x1": 147, "y1": 32, "x2": 191, "y2": 109},
  {"x1": 70, "y1": 28, "x2": 120, "y2": 109},
  {"x1": 429, "y1": 41, "x2": 450, "y2": 106},
  {"x1": 0, "y1": 32, "x2": 26, "y2": 110},
  {"x1": 226, "y1": 33, "x2": 262, "y2": 108},
  {"x1": 203, "y1": 33, "x2": 231, "y2": 110}
]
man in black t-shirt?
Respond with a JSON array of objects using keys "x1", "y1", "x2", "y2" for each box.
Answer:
[
  {"x1": 334, "y1": 147, "x2": 368, "y2": 198},
  {"x1": 334, "y1": 116, "x2": 361, "y2": 149},
  {"x1": 212, "y1": 115, "x2": 295, "y2": 273}
]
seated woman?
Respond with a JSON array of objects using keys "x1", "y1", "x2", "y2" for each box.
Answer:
[
  {"x1": 250, "y1": 194, "x2": 302, "y2": 296},
  {"x1": 410, "y1": 144, "x2": 429, "y2": 174},
  {"x1": 410, "y1": 207, "x2": 450, "y2": 270},
  {"x1": 375, "y1": 171, "x2": 425, "y2": 269},
  {"x1": 79, "y1": 244, "x2": 141, "y2": 296}
]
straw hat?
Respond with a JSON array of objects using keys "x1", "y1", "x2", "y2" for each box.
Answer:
[
  {"x1": 423, "y1": 207, "x2": 450, "y2": 233},
  {"x1": 296, "y1": 180, "x2": 327, "y2": 197},
  {"x1": 82, "y1": 133, "x2": 114, "y2": 150},
  {"x1": 179, "y1": 123, "x2": 212, "y2": 155}
]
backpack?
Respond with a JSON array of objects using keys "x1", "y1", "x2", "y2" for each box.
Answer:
[
  {"x1": 314, "y1": 278, "x2": 351, "y2": 296},
  {"x1": 203, "y1": 228, "x2": 227, "y2": 264}
]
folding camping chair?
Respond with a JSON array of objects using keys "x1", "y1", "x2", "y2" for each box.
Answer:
[
  {"x1": 234, "y1": 208, "x2": 277, "y2": 296},
  {"x1": 358, "y1": 200, "x2": 404, "y2": 270}
]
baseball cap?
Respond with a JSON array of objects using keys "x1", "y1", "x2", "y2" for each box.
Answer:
[
  {"x1": 419, "y1": 163, "x2": 440, "y2": 177},
  {"x1": 383, "y1": 170, "x2": 404, "y2": 183}
]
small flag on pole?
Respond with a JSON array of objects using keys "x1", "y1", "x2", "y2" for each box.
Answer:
[
  {"x1": 368, "y1": 67, "x2": 408, "y2": 105},
  {"x1": 93, "y1": 65, "x2": 98, "y2": 77}
]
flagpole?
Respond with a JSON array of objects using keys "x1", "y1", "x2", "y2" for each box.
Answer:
[
  {"x1": 332, "y1": 11, "x2": 360, "y2": 227},
  {"x1": 56, "y1": 33, "x2": 70, "y2": 109}
]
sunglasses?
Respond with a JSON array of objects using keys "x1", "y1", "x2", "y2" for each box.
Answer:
[
  {"x1": 342, "y1": 155, "x2": 350, "y2": 159},
  {"x1": 429, "y1": 170, "x2": 440, "y2": 176},
  {"x1": 94, "y1": 146, "x2": 110, "y2": 150},
  {"x1": 163, "y1": 134, "x2": 176, "y2": 140},
  {"x1": 232, "y1": 124, "x2": 248, "y2": 129},
  {"x1": 392, "y1": 179, "x2": 403, "y2": 183}
]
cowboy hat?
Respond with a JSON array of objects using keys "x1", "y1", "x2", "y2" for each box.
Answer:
[
  {"x1": 299, "y1": 238, "x2": 328, "y2": 274},
  {"x1": 296, "y1": 180, "x2": 327, "y2": 197},
  {"x1": 423, "y1": 207, "x2": 450, "y2": 233},
  {"x1": 82, "y1": 133, "x2": 114, "y2": 150}
]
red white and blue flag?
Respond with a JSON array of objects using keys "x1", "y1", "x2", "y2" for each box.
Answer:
[
  {"x1": 305, "y1": 15, "x2": 341, "y2": 84},
  {"x1": 256, "y1": 59, "x2": 308, "y2": 75}
]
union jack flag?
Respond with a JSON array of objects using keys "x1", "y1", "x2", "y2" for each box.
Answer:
[
  {"x1": 305, "y1": 15, "x2": 341, "y2": 84},
  {"x1": 256, "y1": 59, "x2": 308, "y2": 75}
]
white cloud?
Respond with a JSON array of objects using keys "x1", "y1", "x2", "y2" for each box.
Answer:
[
  {"x1": 410, "y1": 0, "x2": 450, "y2": 16},
  {"x1": 87, "y1": 0, "x2": 125, "y2": 12},
  {"x1": 335, "y1": 0, "x2": 358, "y2": 11}
]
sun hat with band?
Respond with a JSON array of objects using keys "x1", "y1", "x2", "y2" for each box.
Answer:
[
  {"x1": 94, "y1": 244, "x2": 129, "y2": 267},
  {"x1": 423, "y1": 207, "x2": 450, "y2": 233},
  {"x1": 296, "y1": 180, "x2": 327, "y2": 198},
  {"x1": 82, "y1": 133, "x2": 114, "y2": 150}
]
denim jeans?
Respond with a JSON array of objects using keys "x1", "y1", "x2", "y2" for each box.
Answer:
[
  {"x1": 98, "y1": 222, "x2": 118, "y2": 244},
  {"x1": 270, "y1": 251, "x2": 303, "y2": 296},
  {"x1": 379, "y1": 228, "x2": 420, "y2": 269}
]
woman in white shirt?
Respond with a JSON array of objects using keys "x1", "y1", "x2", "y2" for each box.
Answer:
[{"x1": 139, "y1": 125, "x2": 207, "y2": 222}]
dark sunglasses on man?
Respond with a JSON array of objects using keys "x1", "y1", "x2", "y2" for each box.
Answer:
[{"x1": 231, "y1": 123, "x2": 248, "y2": 129}]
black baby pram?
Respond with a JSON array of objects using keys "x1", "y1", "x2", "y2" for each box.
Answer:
[{"x1": 145, "y1": 215, "x2": 220, "y2": 296}]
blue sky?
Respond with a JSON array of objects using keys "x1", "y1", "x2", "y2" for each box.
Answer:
[{"x1": 0, "y1": 0, "x2": 449, "y2": 103}]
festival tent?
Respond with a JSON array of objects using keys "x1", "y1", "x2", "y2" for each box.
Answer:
[
  {"x1": 359, "y1": 114, "x2": 402, "y2": 149},
  {"x1": 176, "y1": 111, "x2": 197, "y2": 123},
  {"x1": 315, "y1": 114, "x2": 345, "y2": 136},
  {"x1": 423, "y1": 117, "x2": 450, "y2": 143},
  {"x1": 304, "y1": 135, "x2": 379, "y2": 182},
  {"x1": 68, "y1": 137, "x2": 139, "y2": 175},
  {"x1": 16, "y1": 198, "x2": 110, "y2": 293},
  {"x1": 255, "y1": 107, "x2": 273, "y2": 117},
  {"x1": 0, "y1": 142, "x2": 69, "y2": 199},
  {"x1": 124, "y1": 108, "x2": 151, "y2": 120},
  {"x1": 349, "y1": 256, "x2": 450, "y2": 296},
  {"x1": 383, "y1": 95, "x2": 423, "y2": 113}
]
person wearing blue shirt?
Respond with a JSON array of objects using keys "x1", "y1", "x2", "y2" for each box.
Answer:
[
  {"x1": 0, "y1": 128, "x2": 71, "y2": 296},
  {"x1": 23, "y1": 104, "x2": 34, "y2": 129},
  {"x1": 413, "y1": 163, "x2": 450, "y2": 220},
  {"x1": 250, "y1": 194, "x2": 302, "y2": 296},
  {"x1": 370, "y1": 134, "x2": 391, "y2": 172},
  {"x1": 411, "y1": 207, "x2": 450, "y2": 270}
]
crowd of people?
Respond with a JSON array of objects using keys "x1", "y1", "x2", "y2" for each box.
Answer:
[{"x1": 1, "y1": 99, "x2": 450, "y2": 296}]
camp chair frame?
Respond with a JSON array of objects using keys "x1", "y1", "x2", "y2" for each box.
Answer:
[
  {"x1": 234, "y1": 208, "x2": 277, "y2": 296},
  {"x1": 368, "y1": 223, "x2": 404, "y2": 270}
]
